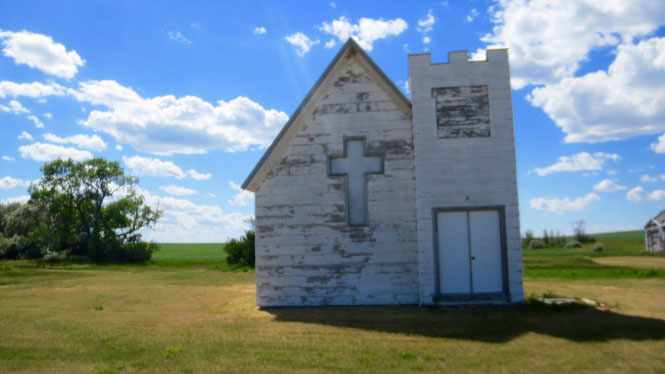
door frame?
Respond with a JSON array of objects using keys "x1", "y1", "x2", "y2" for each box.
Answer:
[{"x1": 431, "y1": 205, "x2": 510, "y2": 302}]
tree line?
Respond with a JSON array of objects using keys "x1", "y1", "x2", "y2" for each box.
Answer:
[{"x1": 0, "y1": 158, "x2": 161, "y2": 263}]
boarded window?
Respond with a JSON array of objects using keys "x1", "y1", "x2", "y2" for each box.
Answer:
[{"x1": 432, "y1": 85, "x2": 490, "y2": 138}]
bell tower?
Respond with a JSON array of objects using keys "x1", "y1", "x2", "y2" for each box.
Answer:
[{"x1": 409, "y1": 50, "x2": 524, "y2": 305}]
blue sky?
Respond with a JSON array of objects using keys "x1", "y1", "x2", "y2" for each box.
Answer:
[{"x1": 1, "y1": 0, "x2": 665, "y2": 241}]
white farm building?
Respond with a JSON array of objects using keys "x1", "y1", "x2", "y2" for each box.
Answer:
[{"x1": 645, "y1": 210, "x2": 665, "y2": 253}]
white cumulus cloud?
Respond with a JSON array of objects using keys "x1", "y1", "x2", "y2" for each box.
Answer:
[
  {"x1": 187, "y1": 169, "x2": 211, "y2": 180},
  {"x1": 476, "y1": 0, "x2": 665, "y2": 89},
  {"x1": 472, "y1": 1, "x2": 665, "y2": 147},
  {"x1": 159, "y1": 185, "x2": 197, "y2": 196},
  {"x1": 651, "y1": 133, "x2": 665, "y2": 154},
  {"x1": 43, "y1": 133, "x2": 107, "y2": 152},
  {"x1": 0, "y1": 30, "x2": 85, "y2": 78},
  {"x1": 253, "y1": 27, "x2": 267, "y2": 35},
  {"x1": 285, "y1": 32, "x2": 319, "y2": 56},
  {"x1": 319, "y1": 16, "x2": 407, "y2": 51},
  {"x1": 593, "y1": 179, "x2": 627, "y2": 192},
  {"x1": 123, "y1": 156, "x2": 187, "y2": 179},
  {"x1": 0, "y1": 100, "x2": 29, "y2": 114},
  {"x1": 530, "y1": 193, "x2": 600, "y2": 214},
  {"x1": 417, "y1": 10, "x2": 435, "y2": 33},
  {"x1": 70, "y1": 80, "x2": 288, "y2": 155},
  {"x1": 1, "y1": 195, "x2": 30, "y2": 204},
  {"x1": 27, "y1": 115, "x2": 43, "y2": 128},
  {"x1": 533, "y1": 152, "x2": 620, "y2": 176},
  {"x1": 2, "y1": 156, "x2": 14, "y2": 161},
  {"x1": 627, "y1": 186, "x2": 665, "y2": 202},
  {"x1": 640, "y1": 175, "x2": 659, "y2": 183},
  {"x1": 466, "y1": 8, "x2": 479, "y2": 23},
  {"x1": 640, "y1": 174, "x2": 665, "y2": 183},
  {"x1": 19, "y1": 142, "x2": 93, "y2": 162},
  {"x1": 228, "y1": 181, "x2": 254, "y2": 206},
  {"x1": 18, "y1": 131, "x2": 32, "y2": 141},
  {"x1": 135, "y1": 187, "x2": 251, "y2": 242},
  {"x1": 122, "y1": 156, "x2": 209, "y2": 180},
  {"x1": 0, "y1": 81, "x2": 66, "y2": 98},
  {"x1": 528, "y1": 37, "x2": 665, "y2": 143},
  {"x1": 0, "y1": 176, "x2": 31, "y2": 190}
]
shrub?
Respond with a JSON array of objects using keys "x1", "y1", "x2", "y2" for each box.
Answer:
[
  {"x1": 96, "y1": 240, "x2": 157, "y2": 263},
  {"x1": 117, "y1": 241, "x2": 157, "y2": 263},
  {"x1": 592, "y1": 244, "x2": 604, "y2": 252},
  {"x1": 0, "y1": 235, "x2": 20, "y2": 260},
  {"x1": 528, "y1": 240, "x2": 544, "y2": 249},
  {"x1": 572, "y1": 220, "x2": 596, "y2": 243},
  {"x1": 522, "y1": 229, "x2": 534, "y2": 248},
  {"x1": 225, "y1": 229, "x2": 255, "y2": 267},
  {"x1": 581, "y1": 236, "x2": 596, "y2": 243},
  {"x1": 0, "y1": 234, "x2": 40, "y2": 260},
  {"x1": 564, "y1": 240, "x2": 582, "y2": 248},
  {"x1": 43, "y1": 250, "x2": 68, "y2": 263}
]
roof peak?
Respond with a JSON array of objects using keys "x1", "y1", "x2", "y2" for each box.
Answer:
[{"x1": 241, "y1": 37, "x2": 410, "y2": 191}]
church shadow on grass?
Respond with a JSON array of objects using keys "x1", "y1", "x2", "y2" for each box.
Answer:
[{"x1": 264, "y1": 303, "x2": 665, "y2": 343}]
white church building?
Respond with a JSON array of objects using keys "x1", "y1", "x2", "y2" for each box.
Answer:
[{"x1": 242, "y1": 39, "x2": 524, "y2": 306}]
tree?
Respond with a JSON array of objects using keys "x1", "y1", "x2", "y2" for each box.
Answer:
[
  {"x1": 29, "y1": 158, "x2": 162, "y2": 262},
  {"x1": 572, "y1": 220, "x2": 595, "y2": 244}
]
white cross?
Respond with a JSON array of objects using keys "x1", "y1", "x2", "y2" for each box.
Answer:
[{"x1": 329, "y1": 138, "x2": 383, "y2": 226}]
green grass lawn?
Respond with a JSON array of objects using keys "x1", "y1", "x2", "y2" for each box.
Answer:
[
  {"x1": 592, "y1": 230, "x2": 644, "y2": 242},
  {"x1": 1, "y1": 233, "x2": 665, "y2": 373},
  {"x1": 152, "y1": 243, "x2": 226, "y2": 261}
]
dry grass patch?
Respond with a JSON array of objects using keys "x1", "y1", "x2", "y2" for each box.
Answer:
[
  {"x1": 526, "y1": 278, "x2": 665, "y2": 319},
  {"x1": 592, "y1": 256, "x2": 665, "y2": 270}
]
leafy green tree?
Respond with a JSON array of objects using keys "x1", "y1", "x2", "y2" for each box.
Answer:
[{"x1": 29, "y1": 158, "x2": 162, "y2": 262}]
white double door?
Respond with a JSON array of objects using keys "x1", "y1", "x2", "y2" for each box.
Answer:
[{"x1": 436, "y1": 209, "x2": 504, "y2": 295}]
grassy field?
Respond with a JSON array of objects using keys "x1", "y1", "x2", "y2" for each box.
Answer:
[
  {"x1": 521, "y1": 230, "x2": 663, "y2": 279},
  {"x1": 152, "y1": 243, "x2": 225, "y2": 261},
  {"x1": 1, "y1": 233, "x2": 665, "y2": 373}
]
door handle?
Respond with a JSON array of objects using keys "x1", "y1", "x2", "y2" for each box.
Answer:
[{"x1": 471, "y1": 256, "x2": 476, "y2": 260}]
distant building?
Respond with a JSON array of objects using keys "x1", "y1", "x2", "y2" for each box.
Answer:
[
  {"x1": 242, "y1": 39, "x2": 523, "y2": 306},
  {"x1": 645, "y1": 210, "x2": 665, "y2": 252}
]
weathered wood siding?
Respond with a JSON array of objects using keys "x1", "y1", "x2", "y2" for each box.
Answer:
[
  {"x1": 409, "y1": 50, "x2": 524, "y2": 304},
  {"x1": 254, "y1": 53, "x2": 418, "y2": 306}
]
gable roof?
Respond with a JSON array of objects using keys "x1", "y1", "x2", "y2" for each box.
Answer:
[
  {"x1": 242, "y1": 38, "x2": 411, "y2": 191},
  {"x1": 646, "y1": 209, "x2": 665, "y2": 229}
]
